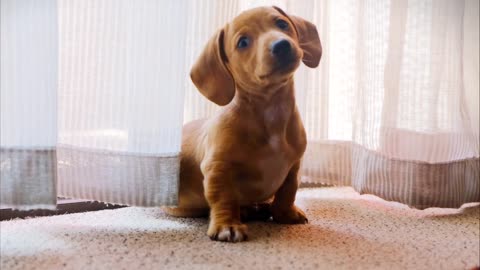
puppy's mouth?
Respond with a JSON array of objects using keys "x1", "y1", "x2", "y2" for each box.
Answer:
[{"x1": 259, "y1": 55, "x2": 299, "y2": 80}]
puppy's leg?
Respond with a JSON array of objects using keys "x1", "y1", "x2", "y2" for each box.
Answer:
[
  {"x1": 271, "y1": 162, "x2": 308, "y2": 224},
  {"x1": 203, "y1": 163, "x2": 248, "y2": 242}
]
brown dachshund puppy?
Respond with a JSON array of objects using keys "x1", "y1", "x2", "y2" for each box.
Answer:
[{"x1": 165, "y1": 6, "x2": 321, "y2": 242}]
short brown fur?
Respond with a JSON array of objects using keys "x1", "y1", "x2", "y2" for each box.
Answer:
[{"x1": 164, "y1": 6, "x2": 322, "y2": 242}]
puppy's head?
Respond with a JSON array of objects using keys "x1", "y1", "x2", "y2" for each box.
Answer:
[{"x1": 191, "y1": 6, "x2": 322, "y2": 105}]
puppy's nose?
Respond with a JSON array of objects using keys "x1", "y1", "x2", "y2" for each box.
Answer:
[{"x1": 271, "y1": 39, "x2": 292, "y2": 58}]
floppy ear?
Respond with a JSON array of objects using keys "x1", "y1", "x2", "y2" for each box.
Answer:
[
  {"x1": 273, "y1": 6, "x2": 322, "y2": 68},
  {"x1": 190, "y1": 28, "x2": 235, "y2": 106}
]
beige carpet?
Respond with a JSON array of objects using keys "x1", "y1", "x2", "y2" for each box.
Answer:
[{"x1": 1, "y1": 187, "x2": 479, "y2": 270}]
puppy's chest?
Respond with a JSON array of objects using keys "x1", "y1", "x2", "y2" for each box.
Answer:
[
  {"x1": 246, "y1": 113, "x2": 298, "y2": 199},
  {"x1": 240, "y1": 133, "x2": 293, "y2": 202},
  {"x1": 260, "y1": 133, "x2": 292, "y2": 176},
  {"x1": 263, "y1": 102, "x2": 290, "y2": 131},
  {"x1": 237, "y1": 103, "x2": 304, "y2": 202}
]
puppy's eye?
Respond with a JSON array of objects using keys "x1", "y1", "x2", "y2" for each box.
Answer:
[
  {"x1": 275, "y1": 19, "x2": 289, "y2": 30},
  {"x1": 237, "y1": 36, "x2": 250, "y2": 49}
]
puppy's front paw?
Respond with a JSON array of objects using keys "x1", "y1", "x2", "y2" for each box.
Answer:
[
  {"x1": 272, "y1": 205, "x2": 308, "y2": 224},
  {"x1": 207, "y1": 222, "x2": 248, "y2": 242}
]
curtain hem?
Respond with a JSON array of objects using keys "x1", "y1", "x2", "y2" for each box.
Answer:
[
  {"x1": 0, "y1": 148, "x2": 57, "y2": 210},
  {"x1": 57, "y1": 146, "x2": 179, "y2": 207},
  {"x1": 301, "y1": 141, "x2": 480, "y2": 209}
]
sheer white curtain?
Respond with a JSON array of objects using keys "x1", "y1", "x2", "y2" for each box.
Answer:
[
  {"x1": 303, "y1": 0, "x2": 479, "y2": 208},
  {"x1": 1, "y1": 0, "x2": 188, "y2": 209},
  {"x1": 55, "y1": 0, "x2": 187, "y2": 207},
  {"x1": 183, "y1": 0, "x2": 479, "y2": 208},
  {"x1": 2, "y1": 0, "x2": 479, "y2": 210},
  {"x1": 1, "y1": 0, "x2": 58, "y2": 209}
]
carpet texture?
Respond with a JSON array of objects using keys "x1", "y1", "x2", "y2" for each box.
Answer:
[{"x1": 1, "y1": 187, "x2": 479, "y2": 270}]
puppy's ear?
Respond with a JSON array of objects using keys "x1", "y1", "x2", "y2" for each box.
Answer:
[
  {"x1": 190, "y1": 28, "x2": 235, "y2": 106},
  {"x1": 273, "y1": 6, "x2": 322, "y2": 68}
]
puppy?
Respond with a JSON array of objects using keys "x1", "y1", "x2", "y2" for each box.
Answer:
[{"x1": 165, "y1": 6, "x2": 322, "y2": 242}]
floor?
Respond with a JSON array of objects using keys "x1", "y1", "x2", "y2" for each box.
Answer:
[{"x1": 1, "y1": 187, "x2": 479, "y2": 270}]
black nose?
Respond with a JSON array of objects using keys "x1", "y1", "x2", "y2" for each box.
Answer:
[{"x1": 271, "y1": 39, "x2": 292, "y2": 58}]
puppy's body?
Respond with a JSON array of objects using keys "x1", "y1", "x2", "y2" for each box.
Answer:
[
  {"x1": 177, "y1": 80, "x2": 306, "y2": 210},
  {"x1": 165, "y1": 6, "x2": 321, "y2": 242}
]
